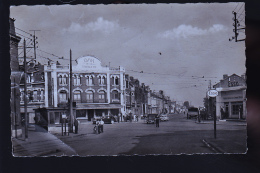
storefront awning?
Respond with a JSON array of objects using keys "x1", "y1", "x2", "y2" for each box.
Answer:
[{"x1": 75, "y1": 104, "x2": 122, "y2": 110}]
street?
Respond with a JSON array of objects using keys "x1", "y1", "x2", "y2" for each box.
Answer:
[{"x1": 52, "y1": 113, "x2": 247, "y2": 156}]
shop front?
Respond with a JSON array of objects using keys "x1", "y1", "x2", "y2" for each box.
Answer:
[{"x1": 214, "y1": 74, "x2": 246, "y2": 119}]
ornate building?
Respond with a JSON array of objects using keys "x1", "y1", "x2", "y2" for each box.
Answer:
[{"x1": 43, "y1": 56, "x2": 126, "y2": 128}]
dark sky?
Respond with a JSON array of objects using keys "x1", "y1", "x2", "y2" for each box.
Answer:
[{"x1": 10, "y1": 3, "x2": 246, "y2": 106}]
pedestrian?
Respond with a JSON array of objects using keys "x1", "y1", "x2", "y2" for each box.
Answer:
[
  {"x1": 220, "y1": 107, "x2": 224, "y2": 120},
  {"x1": 74, "y1": 118, "x2": 79, "y2": 134},
  {"x1": 155, "y1": 115, "x2": 160, "y2": 127},
  {"x1": 100, "y1": 118, "x2": 104, "y2": 133},
  {"x1": 118, "y1": 113, "x2": 120, "y2": 123},
  {"x1": 136, "y1": 115, "x2": 139, "y2": 122},
  {"x1": 129, "y1": 112, "x2": 132, "y2": 122}
]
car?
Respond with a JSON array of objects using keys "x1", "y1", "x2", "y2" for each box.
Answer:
[
  {"x1": 187, "y1": 107, "x2": 199, "y2": 119},
  {"x1": 146, "y1": 114, "x2": 157, "y2": 124},
  {"x1": 159, "y1": 114, "x2": 169, "y2": 121}
]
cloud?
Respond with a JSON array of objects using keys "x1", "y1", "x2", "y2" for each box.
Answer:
[
  {"x1": 64, "y1": 17, "x2": 120, "y2": 34},
  {"x1": 158, "y1": 24, "x2": 227, "y2": 39}
]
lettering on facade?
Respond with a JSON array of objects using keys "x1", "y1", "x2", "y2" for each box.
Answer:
[
  {"x1": 223, "y1": 96, "x2": 243, "y2": 100},
  {"x1": 228, "y1": 81, "x2": 239, "y2": 87}
]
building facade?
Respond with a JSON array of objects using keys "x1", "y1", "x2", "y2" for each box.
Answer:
[
  {"x1": 19, "y1": 62, "x2": 45, "y2": 124},
  {"x1": 44, "y1": 56, "x2": 126, "y2": 126},
  {"x1": 213, "y1": 74, "x2": 246, "y2": 119},
  {"x1": 10, "y1": 18, "x2": 22, "y2": 137}
]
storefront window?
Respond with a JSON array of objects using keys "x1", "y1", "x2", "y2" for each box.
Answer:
[{"x1": 232, "y1": 104, "x2": 241, "y2": 115}]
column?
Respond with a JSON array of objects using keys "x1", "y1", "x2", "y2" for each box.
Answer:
[
  {"x1": 51, "y1": 63, "x2": 58, "y2": 107},
  {"x1": 229, "y1": 102, "x2": 232, "y2": 118},
  {"x1": 107, "y1": 72, "x2": 110, "y2": 103},
  {"x1": 44, "y1": 67, "x2": 48, "y2": 107},
  {"x1": 120, "y1": 70, "x2": 125, "y2": 115}
]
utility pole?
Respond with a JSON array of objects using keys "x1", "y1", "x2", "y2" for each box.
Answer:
[
  {"x1": 229, "y1": 11, "x2": 245, "y2": 42},
  {"x1": 23, "y1": 39, "x2": 28, "y2": 140},
  {"x1": 69, "y1": 49, "x2": 73, "y2": 133},
  {"x1": 29, "y1": 30, "x2": 40, "y2": 60}
]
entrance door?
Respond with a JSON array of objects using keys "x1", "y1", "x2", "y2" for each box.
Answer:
[
  {"x1": 88, "y1": 110, "x2": 94, "y2": 121},
  {"x1": 224, "y1": 103, "x2": 229, "y2": 119}
]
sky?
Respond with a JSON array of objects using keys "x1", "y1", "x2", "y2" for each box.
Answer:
[{"x1": 10, "y1": 3, "x2": 246, "y2": 107}]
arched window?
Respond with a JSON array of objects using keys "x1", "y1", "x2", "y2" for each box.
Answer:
[
  {"x1": 59, "y1": 90, "x2": 67, "y2": 103},
  {"x1": 89, "y1": 76, "x2": 93, "y2": 85},
  {"x1": 111, "y1": 90, "x2": 120, "y2": 103},
  {"x1": 58, "y1": 75, "x2": 63, "y2": 85},
  {"x1": 98, "y1": 76, "x2": 102, "y2": 85},
  {"x1": 99, "y1": 90, "x2": 106, "y2": 102},
  {"x1": 86, "y1": 91, "x2": 94, "y2": 103},
  {"x1": 73, "y1": 90, "x2": 81, "y2": 102},
  {"x1": 102, "y1": 76, "x2": 105, "y2": 84},
  {"x1": 115, "y1": 76, "x2": 119, "y2": 85}
]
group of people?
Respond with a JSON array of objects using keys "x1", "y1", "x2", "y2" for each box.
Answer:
[{"x1": 95, "y1": 119, "x2": 104, "y2": 134}]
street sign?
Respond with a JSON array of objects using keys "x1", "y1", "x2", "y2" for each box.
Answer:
[
  {"x1": 62, "y1": 114, "x2": 67, "y2": 119},
  {"x1": 208, "y1": 90, "x2": 218, "y2": 97}
]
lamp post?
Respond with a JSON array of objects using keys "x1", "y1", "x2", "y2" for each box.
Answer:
[{"x1": 69, "y1": 49, "x2": 74, "y2": 133}]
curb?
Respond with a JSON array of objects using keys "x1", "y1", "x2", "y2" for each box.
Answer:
[{"x1": 202, "y1": 139, "x2": 225, "y2": 153}]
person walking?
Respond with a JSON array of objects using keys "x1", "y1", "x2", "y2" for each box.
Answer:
[
  {"x1": 74, "y1": 118, "x2": 79, "y2": 134},
  {"x1": 155, "y1": 115, "x2": 160, "y2": 127},
  {"x1": 100, "y1": 118, "x2": 104, "y2": 133}
]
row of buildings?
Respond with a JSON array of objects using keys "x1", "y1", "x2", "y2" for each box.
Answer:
[{"x1": 10, "y1": 18, "x2": 172, "y2": 136}]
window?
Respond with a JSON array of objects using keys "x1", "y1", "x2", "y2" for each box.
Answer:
[
  {"x1": 58, "y1": 75, "x2": 63, "y2": 85},
  {"x1": 98, "y1": 76, "x2": 102, "y2": 85},
  {"x1": 33, "y1": 90, "x2": 38, "y2": 101},
  {"x1": 112, "y1": 90, "x2": 119, "y2": 99},
  {"x1": 59, "y1": 90, "x2": 67, "y2": 103},
  {"x1": 115, "y1": 77, "x2": 119, "y2": 85},
  {"x1": 102, "y1": 76, "x2": 105, "y2": 84},
  {"x1": 99, "y1": 91, "x2": 106, "y2": 102},
  {"x1": 86, "y1": 91, "x2": 94, "y2": 103},
  {"x1": 73, "y1": 76, "x2": 81, "y2": 86},
  {"x1": 40, "y1": 90, "x2": 44, "y2": 101},
  {"x1": 73, "y1": 90, "x2": 81, "y2": 102},
  {"x1": 232, "y1": 104, "x2": 242, "y2": 115},
  {"x1": 86, "y1": 76, "x2": 94, "y2": 85},
  {"x1": 98, "y1": 76, "x2": 106, "y2": 85},
  {"x1": 126, "y1": 81, "x2": 129, "y2": 88},
  {"x1": 59, "y1": 74, "x2": 67, "y2": 85},
  {"x1": 111, "y1": 75, "x2": 119, "y2": 85},
  {"x1": 20, "y1": 91, "x2": 24, "y2": 102}
]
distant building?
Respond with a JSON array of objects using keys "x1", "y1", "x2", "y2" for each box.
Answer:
[{"x1": 213, "y1": 74, "x2": 246, "y2": 119}]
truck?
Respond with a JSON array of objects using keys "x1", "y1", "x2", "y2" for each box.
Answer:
[{"x1": 187, "y1": 107, "x2": 199, "y2": 119}]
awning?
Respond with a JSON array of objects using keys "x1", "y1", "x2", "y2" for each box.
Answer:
[{"x1": 75, "y1": 104, "x2": 122, "y2": 110}]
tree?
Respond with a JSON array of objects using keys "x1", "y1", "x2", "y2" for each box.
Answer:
[{"x1": 183, "y1": 101, "x2": 190, "y2": 108}]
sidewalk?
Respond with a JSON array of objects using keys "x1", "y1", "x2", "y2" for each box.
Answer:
[
  {"x1": 12, "y1": 125, "x2": 78, "y2": 157},
  {"x1": 202, "y1": 129, "x2": 247, "y2": 154}
]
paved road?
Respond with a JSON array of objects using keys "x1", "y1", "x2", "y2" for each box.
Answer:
[{"x1": 55, "y1": 113, "x2": 247, "y2": 156}]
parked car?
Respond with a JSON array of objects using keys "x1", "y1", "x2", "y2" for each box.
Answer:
[
  {"x1": 146, "y1": 114, "x2": 157, "y2": 124},
  {"x1": 187, "y1": 107, "x2": 199, "y2": 119},
  {"x1": 159, "y1": 114, "x2": 169, "y2": 121}
]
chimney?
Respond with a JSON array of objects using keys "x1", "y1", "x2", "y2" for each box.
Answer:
[{"x1": 223, "y1": 74, "x2": 228, "y2": 79}]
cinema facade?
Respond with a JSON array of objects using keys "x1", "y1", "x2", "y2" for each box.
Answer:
[{"x1": 40, "y1": 56, "x2": 126, "y2": 128}]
